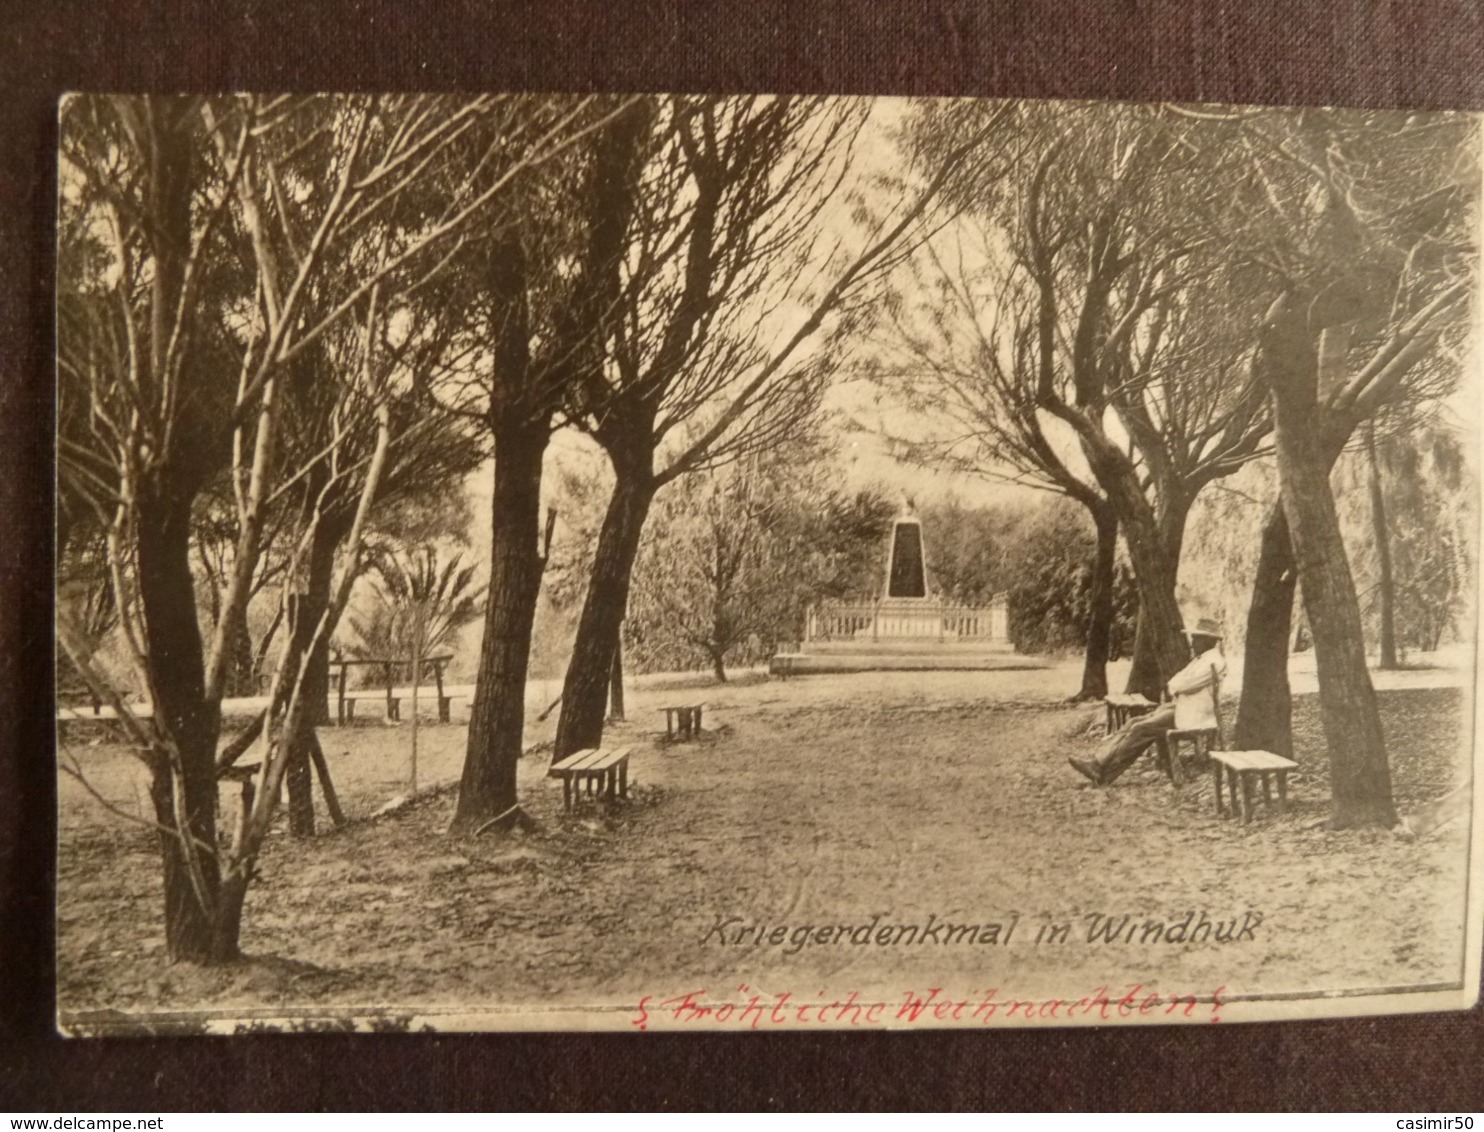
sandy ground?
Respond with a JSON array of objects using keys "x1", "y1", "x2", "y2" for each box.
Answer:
[{"x1": 56, "y1": 652, "x2": 1476, "y2": 1030}]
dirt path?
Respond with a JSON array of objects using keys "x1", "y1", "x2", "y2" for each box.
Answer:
[{"x1": 57, "y1": 667, "x2": 1474, "y2": 1028}]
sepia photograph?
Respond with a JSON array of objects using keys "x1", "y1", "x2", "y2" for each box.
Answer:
[{"x1": 53, "y1": 91, "x2": 1483, "y2": 1034}]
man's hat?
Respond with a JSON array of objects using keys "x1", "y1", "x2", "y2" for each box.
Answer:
[{"x1": 1188, "y1": 617, "x2": 1224, "y2": 640}]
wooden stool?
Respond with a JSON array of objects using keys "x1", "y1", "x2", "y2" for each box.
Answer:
[
  {"x1": 1159, "y1": 727, "x2": 1221, "y2": 786},
  {"x1": 1209, "y1": 750, "x2": 1298, "y2": 824},
  {"x1": 659, "y1": 704, "x2": 703, "y2": 739},
  {"x1": 1104, "y1": 693, "x2": 1156, "y2": 735}
]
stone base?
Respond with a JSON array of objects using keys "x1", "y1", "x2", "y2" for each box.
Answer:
[
  {"x1": 769, "y1": 650, "x2": 1046, "y2": 676},
  {"x1": 800, "y1": 638, "x2": 1017, "y2": 656}
]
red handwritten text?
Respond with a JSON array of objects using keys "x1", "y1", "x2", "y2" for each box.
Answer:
[{"x1": 630, "y1": 983, "x2": 1227, "y2": 1030}]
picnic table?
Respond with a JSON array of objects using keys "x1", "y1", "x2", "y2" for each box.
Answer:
[
  {"x1": 57, "y1": 679, "x2": 103, "y2": 716},
  {"x1": 548, "y1": 745, "x2": 634, "y2": 810},
  {"x1": 329, "y1": 654, "x2": 454, "y2": 725}
]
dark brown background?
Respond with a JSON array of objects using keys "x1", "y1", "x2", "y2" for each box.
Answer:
[{"x1": 2, "y1": 0, "x2": 1482, "y2": 1111}]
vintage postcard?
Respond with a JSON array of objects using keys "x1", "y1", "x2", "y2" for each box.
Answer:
[{"x1": 54, "y1": 92, "x2": 1482, "y2": 1034}]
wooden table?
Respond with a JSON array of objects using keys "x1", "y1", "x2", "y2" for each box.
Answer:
[
  {"x1": 1209, "y1": 749, "x2": 1298, "y2": 824},
  {"x1": 659, "y1": 704, "x2": 704, "y2": 740},
  {"x1": 329, "y1": 655, "x2": 453, "y2": 725},
  {"x1": 548, "y1": 746, "x2": 634, "y2": 810},
  {"x1": 1104, "y1": 693, "x2": 1156, "y2": 735},
  {"x1": 57, "y1": 680, "x2": 103, "y2": 716}
]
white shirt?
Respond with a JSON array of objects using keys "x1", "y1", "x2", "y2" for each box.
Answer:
[{"x1": 1167, "y1": 647, "x2": 1227, "y2": 731}]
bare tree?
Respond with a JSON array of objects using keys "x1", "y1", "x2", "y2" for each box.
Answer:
[
  {"x1": 56, "y1": 93, "x2": 611, "y2": 962},
  {"x1": 1213, "y1": 107, "x2": 1476, "y2": 826},
  {"x1": 430, "y1": 97, "x2": 650, "y2": 835},
  {"x1": 553, "y1": 95, "x2": 1008, "y2": 759},
  {"x1": 904, "y1": 101, "x2": 1272, "y2": 700},
  {"x1": 869, "y1": 211, "x2": 1123, "y2": 700},
  {"x1": 271, "y1": 307, "x2": 486, "y2": 836}
]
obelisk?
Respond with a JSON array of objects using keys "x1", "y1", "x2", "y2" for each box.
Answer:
[{"x1": 884, "y1": 498, "x2": 929, "y2": 600}]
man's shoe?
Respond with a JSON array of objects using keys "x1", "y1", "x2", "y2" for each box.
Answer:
[{"x1": 1068, "y1": 755, "x2": 1104, "y2": 785}]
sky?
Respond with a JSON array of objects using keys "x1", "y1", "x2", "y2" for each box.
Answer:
[{"x1": 458, "y1": 94, "x2": 1042, "y2": 556}]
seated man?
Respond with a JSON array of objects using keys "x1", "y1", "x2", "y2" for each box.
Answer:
[{"x1": 1069, "y1": 618, "x2": 1226, "y2": 786}]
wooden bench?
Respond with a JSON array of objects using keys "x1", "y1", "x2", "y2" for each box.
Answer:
[
  {"x1": 1210, "y1": 750, "x2": 1298, "y2": 824},
  {"x1": 548, "y1": 745, "x2": 634, "y2": 811},
  {"x1": 659, "y1": 704, "x2": 704, "y2": 740},
  {"x1": 1103, "y1": 693, "x2": 1156, "y2": 735}
]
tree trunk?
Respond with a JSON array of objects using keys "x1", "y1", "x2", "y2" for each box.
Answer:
[
  {"x1": 1235, "y1": 317, "x2": 1376, "y2": 761},
  {"x1": 146, "y1": 760, "x2": 228, "y2": 963},
  {"x1": 1367, "y1": 425, "x2": 1399, "y2": 669},
  {"x1": 225, "y1": 618, "x2": 256, "y2": 697},
  {"x1": 450, "y1": 421, "x2": 550, "y2": 834},
  {"x1": 122, "y1": 102, "x2": 241, "y2": 965},
  {"x1": 711, "y1": 649, "x2": 729, "y2": 683},
  {"x1": 1232, "y1": 503, "x2": 1298, "y2": 756},
  {"x1": 554, "y1": 466, "x2": 657, "y2": 759},
  {"x1": 284, "y1": 521, "x2": 342, "y2": 837},
  {"x1": 1075, "y1": 505, "x2": 1118, "y2": 700},
  {"x1": 607, "y1": 626, "x2": 626, "y2": 722},
  {"x1": 284, "y1": 737, "x2": 315, "y2": 836},
  {"x1": 135, "y1": 487, "x2": 226, "y2": 964},
  {"x1": 1032, "y1": 234, "x2": 1188, "y2": 695},
  {"x1": 1267, "y1": 303, "x2": 1396, "y2": 829},
  {"x1": 210, "y1": 872, "x2": 251, "y2": 965},
  {"x1": 284, "y1": 593, "x2": 319, "y2": 838},
  {"x1": 306, "y1": 732, "x2": 346, "y2": 826},
  {"x1": 1124, "y1": 611, "x2": 1162, "y2": 702},
  {"x1": 1120, "y1": 539, "x2": 1189, "y2": 695},
  {"x1": 409, "y1": 605, "x2": 423, "y2": 795},
  {"x1": 1117, "y1": 489, "x2": 1193, "y2": 701},
  {"x1": 252, "y1": 603, "x2": 285, "y2": 692},
  {"x1": 1058, "y1": 414, "x2": 1192, "y2": 697}
]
